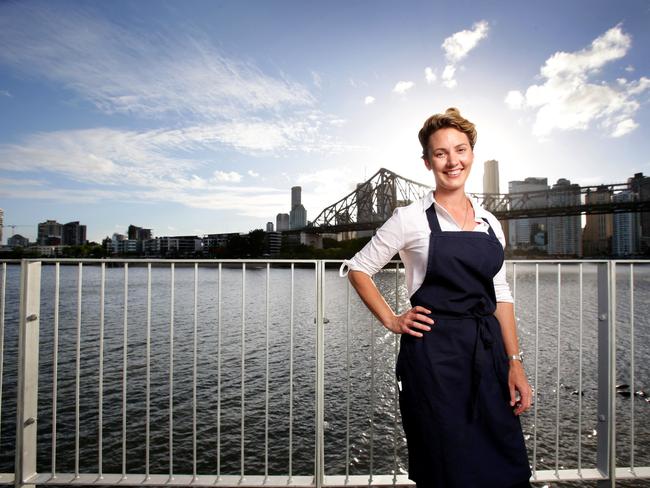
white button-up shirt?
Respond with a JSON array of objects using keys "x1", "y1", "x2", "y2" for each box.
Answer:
[{"x1": 339, "y1": 190, "x2": 513, "y2": 302}]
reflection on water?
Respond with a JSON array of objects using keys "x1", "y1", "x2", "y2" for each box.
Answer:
[{"x1": 0, "y1": 262, "x2": 648, "y2": 486}]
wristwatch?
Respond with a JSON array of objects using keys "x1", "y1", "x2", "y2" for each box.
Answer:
[{"x1": 508, "y1": 352, "x2": 523, "y2": 363}]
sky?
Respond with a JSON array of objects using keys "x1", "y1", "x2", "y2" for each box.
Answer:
[{"x1": 0, "y1": 0, "x2": 649, "y2": 243}]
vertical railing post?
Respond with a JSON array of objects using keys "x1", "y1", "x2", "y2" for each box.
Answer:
[
  {"x1": 15, "y1": 260, "x2": 41, "y2": 488},
  {"x1": 596, "y1": 261, "x2": 616, "y2": 488},
  {"x1": 315, "y1": 261, "x2": 325, "y2": 488}
]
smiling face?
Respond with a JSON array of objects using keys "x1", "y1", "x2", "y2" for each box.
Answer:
[{"x1": 423, "y1": 127, "x2": 473, "y2": 192}]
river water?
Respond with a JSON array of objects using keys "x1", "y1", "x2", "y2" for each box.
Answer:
[{"x1": 0, "y1": 262, "x2": 648, "y2": 487}]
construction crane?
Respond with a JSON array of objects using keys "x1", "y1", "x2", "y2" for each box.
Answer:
[{"x1": 1, "y1": 224, "x2": 31, "y2": 236}]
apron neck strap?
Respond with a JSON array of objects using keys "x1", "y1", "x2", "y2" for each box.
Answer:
[
  {"x1": 482, "y1": 217, "x2": 498, "y2": 239},
  {"x1": 425, "y1": 202, "x2": 442, "y2": 233}
]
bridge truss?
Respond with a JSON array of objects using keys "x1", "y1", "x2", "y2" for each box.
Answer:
[
  {"x1": 307, "y1": 168, "x2": 650, "y2": 234},
  {"x1": 309, "y1": 168, "x2": 431, "y2": 233}
]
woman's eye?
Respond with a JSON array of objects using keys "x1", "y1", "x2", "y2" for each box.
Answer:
[{"x1": 458, "y1": 147, "x2": 466, "y2": 153}]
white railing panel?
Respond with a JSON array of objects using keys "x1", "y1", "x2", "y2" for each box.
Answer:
[{"x1": 1, "y1": 258, "x2": 649, "y2": 487}]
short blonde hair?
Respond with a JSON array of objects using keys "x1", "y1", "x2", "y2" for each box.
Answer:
[{"x1": 418, "y1": 107, "x2": 477, "y2": 159}]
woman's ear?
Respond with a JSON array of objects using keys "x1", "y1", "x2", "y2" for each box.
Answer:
[{"x1": 422, "y1": 156, "x2": 432, "y2": 171}]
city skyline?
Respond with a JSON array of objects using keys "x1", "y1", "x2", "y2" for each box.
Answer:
[
  {"x1": 1, "y1": 0, "x2": 649, "y2": 242},
  {"x1": 4, "y1": 167, "x2": 644, "y2": 246}
]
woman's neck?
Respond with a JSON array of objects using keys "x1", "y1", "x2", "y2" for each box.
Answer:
[{"x1": 433, "y1": 188, "x2": 467, "y2": 209}]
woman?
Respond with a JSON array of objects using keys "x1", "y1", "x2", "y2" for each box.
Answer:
[{"x1": 339, "y1": 108, "x2": 532, "y2": 488}]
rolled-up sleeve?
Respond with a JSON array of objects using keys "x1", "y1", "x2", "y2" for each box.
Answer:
[
  {"x1": 489, "y1": 216, "x2": 513, "y2": 303},
  {"x1": 339, "y1": 207, "x2": 404, "y2": 278}
]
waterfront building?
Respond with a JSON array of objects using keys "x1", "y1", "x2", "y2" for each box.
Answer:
[
  {"x1": 266, "y1": 222, "x2": 274, "y2": 232},
  {"x1": 0, "y1": 208, "x2": 3, "y2": 244},
  {"x1": 612, "y1": 190, "x2": 640, "y2": 256},
  {"x1": 508, "y1": 178, "x2": 548, "y2": 252},
  {"x1": 37, "y1": 220, "x2": 63, "y2": 245},
  {"x1": 264, "y1": 231, "x2": 282, "y2": 256},
  {"x1": 128, "y1": 224, "x2": 152, "y2": 241},
  {"x1": 276, "y1": 213, "x2": 290, "y2": 231},
  {"x1": 141, "y1": 235, "x2": 201, "y2": 257},
  {"x1": 583, "y1": 186, "x2": 613, "y2": 256},
  {"x1": 8, "y1": 234, "x2": 29, "y2": 248},
  {"x1": 628, "y1": 172, "x2": 650, "y2": 253},
  {"x1": 109, "y1": 233, "x2": 139, "y2": 254},
  {"x1": 483, "y1": 160, "x2": 500, "y2": 194},
  {"x1": 165, "y1": 235, "x2": 203, "y2": 256},
  {"x1": 34, "y1": 245, "x2": 62, "y2": 257},
  {"x1": 203, "y1": 232, "x2": 239, "y2": 251},
  {"x1": 63, "y1": 221, "x2": 87, "y2": 246},
  {"x1": 547, "y1": 178, "x2": 582, "y2": 257},
  {"x1": 290, "y1": 186, "x2": 308, "y2": 230}
]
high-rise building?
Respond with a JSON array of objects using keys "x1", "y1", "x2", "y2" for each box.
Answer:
[
  {"x1": 376, "y1": 180, "x2": 395, "y2": 221},
  {"x1": 628, "y1": 172, "x2": 650, "y2": 253},
  {"x1": 63, "y1": 221, "x2": 87, "y2": 246},
  {"x1": 508, "y1": 178, "x2": 548, "y2": 251},
  {"x1": 291, "y1": 186, "x2": 301, "y2": 209},
  {"x1": 612, "y1": 190, "x2": 640, "y2": 256},
  {"x1": 266, "y1": 222, "x2": 274, "y2": 232},
  {"x1": 583, "y1": 186, "x2": 613, "y2": 256},
  {"x1": 547, "y1": 179, "x2": 582, "y2": 256},
  {"x1": 276, "y1": 213, "x2": 290, "y2": 231},
  {"x1": 356, "y1": 182, "x2": 373, "y2": 223},
  {"x1": 38, "y1": 220, "x2": 63, "y2": 245},
  {"x1": 0, "y1": 208, "x2": 3, "y2": 244},
  {"x1": 290, "y1": 205, "x2": 307, "y2": 229},
  {"x1": 483, "y1": 160, "x2": 500, "y2": 194},
  {"x1": 289, "y1": 186, "x2": 307, "y2": 230}
]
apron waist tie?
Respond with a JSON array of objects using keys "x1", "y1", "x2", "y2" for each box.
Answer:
[{"x1": 462, "y1": 312, "x2": 511, "y2": 422}]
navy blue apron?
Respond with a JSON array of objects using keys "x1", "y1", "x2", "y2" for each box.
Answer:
[{"x1": 396, "y1": 201, "x2": 531, "y2": 488}]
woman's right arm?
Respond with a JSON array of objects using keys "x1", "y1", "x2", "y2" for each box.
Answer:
[{"x1": 348, "y1": 270, "x2": 434, "y2": 337}]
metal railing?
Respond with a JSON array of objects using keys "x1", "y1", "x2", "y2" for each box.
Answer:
[{"x1": 0, "y1": 259, "x2": 648, "y2": 487}]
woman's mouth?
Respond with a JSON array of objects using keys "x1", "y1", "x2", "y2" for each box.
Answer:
[{"x1": 445, "y1": 168, "x2": 463, "y2": 178}]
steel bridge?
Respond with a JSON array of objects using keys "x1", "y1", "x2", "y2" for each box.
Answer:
[{"x1": 307, "y1": 168, "x2": 649, "y2": 233}]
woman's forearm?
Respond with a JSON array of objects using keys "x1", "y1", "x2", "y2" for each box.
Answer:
[
  {"x1": 493, "y1": 301, "x2": 522, "y2": 359},
  {"x1": 348, "y1": 270, "x2": 434, "y2": 337},
  {"x1": 494, "y1": 300, "x2": 532, "y2": 414}
]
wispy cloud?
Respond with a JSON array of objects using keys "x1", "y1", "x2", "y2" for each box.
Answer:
[
  {"x1": 213, "y1": 170, "x2": 242, "y2": 182},
  {"x1": 441, "y1": 65, "x2": 457, "y2": 89},
  {"x1": 364, "y1": 95, "x2": 376, "y2": 105},
  {"x1": 0, "y1": 2, "x2": 314, "y2": 121},
  {"x1": 505, "y1": 24, "x2": 650, "y2": 138},
  {"x1": 442, "y1": 20, "x2": 489, "y2": 63},
  {"x1": 247, "y1": 169, "x2": 260, "y2": 177},
  {"x1": 424, "y1": 67, "x2": 437, "y2": 84},
  {"x1": 0, "y1": 119, "x2": 356, "y2": 216},
  {"x1": 440, "y1": 20, "x2": 489, "y2": 88},
  {"x1": 311, "y1": 70, "x2": 322, "y2": 89},
  {"x1": 393, "y1": 81, "x2": 415, "y2": 94},
  {"x1": 0, "y1": 90, "x2": 11, "y2": 98}
]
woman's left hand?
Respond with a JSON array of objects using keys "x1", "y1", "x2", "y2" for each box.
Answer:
[{"x1": 508, "y1": 361, "x2": 532, "y2": 416}]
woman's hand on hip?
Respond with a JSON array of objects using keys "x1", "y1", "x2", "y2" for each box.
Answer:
[
  {"x1": 508, "y1": 361, "x2": 533, "y2": 416},
  {"x1": 387, "y1": 306, "x2": 435, "y2": 337}
]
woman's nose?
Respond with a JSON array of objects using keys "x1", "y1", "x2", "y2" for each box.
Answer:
[{"x1": 447, "y1": 153, "x2": 461, "y2": 166}]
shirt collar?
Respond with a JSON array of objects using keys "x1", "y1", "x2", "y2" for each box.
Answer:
[{"x1": 421, "y1": 189, "x2": 485, "y2": 221}]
